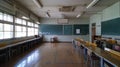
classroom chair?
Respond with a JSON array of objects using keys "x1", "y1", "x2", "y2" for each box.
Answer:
[{"x1": 86, "y1": 43, "x2": 100, "y2": 67}]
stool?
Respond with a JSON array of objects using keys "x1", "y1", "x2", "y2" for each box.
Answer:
[{"x1": 50, "y1": 37, "x2": 58, "y2": 43}]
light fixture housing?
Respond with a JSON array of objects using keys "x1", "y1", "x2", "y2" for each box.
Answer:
[
  {"x1": 33, "y1": 0, "x2": 43, "y2": 8},
  {"x1": 86, "y1": 0, "x2": 99, "y2": 9},
  {"x1": 46, "y1": 12, "x2": 50, "y2": 17},
  {"x1": 22, "y1": 16, "x2": 29, "y2": 20}
]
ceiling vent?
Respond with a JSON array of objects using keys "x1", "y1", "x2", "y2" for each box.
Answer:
[{"x1": 59, "y1": 6, "x2": 75, "y2": 12}]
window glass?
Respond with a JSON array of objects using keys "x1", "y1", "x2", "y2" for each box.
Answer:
[
  {"x1": 15, "y1": 26, "x2": 22, "y2": 32},
  {"x1": 15, "y1": 32, "x2": 22, "y2": 37},
  {"x1": 4, "y1": 32, "x2": 12, "y2": 39},
  {"x1": 4, "y1": 24, "x2": 13, "y2": 31},
  {"x1": 22, "y1": 26, "x2": 27, "y2": 37},
  {"x1": 35, "y1": 29, "x2": 38, "y2": 35},
  {"x1": 0, "y1": 23, "x2": 3, "y2": 31},
  {"x1": 22, "y1": 27, "x2": 26, "y2": 32},
  {"x1": 28, "y1": 28, "x2": 31, "y2": 32},
  {"x1": 0, "y1": 12, "x2": 3, "y2": 20},
  {"x1": 22, "y1": 20, "x2": 26, "y2": 25},
  {"x1": 22, "y1": 32, "x2": 26, "y2": 37},
  {"x1": 31, "y1": 23, "x2": 34, "y2": 27},
  {"x1": 16, "y1": 18, "x2": 22, "y2": 24},
  {"x1": 15, "y1": 26, "x2": 27, "y2": 37},
  {"x1": 0, "y1": 32, "x2": 3, "y2": 39},
  {"x1": 28, "y1": 22, "x2": 32, "y2": 26},
  {"x1": 35, "y1": 24, "x2": 38, "y2": 28},
  {"x1": 32, "y1": 28, "x2": 34, "y2": 35},
  {"x1": 8, "y1": 15, "x2": 13, "y2": 22},
  {"x1": 28, "y1": 28, "x2": 32, "y2": 36},
  {"x1": 3, "y1": 13, "x2": 7, "y2": 21}
]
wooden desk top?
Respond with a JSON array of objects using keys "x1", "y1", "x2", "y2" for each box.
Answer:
[
  {"x1": 75, "y1": 39, "x2": 120, "y2": 67},
  {"x1": 0, "y1": 37, "x2": 41, "y2": 50}
]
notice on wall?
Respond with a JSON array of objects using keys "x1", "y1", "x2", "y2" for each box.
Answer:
[{"x1": 76, "y1": 29, "x2": 80, "y2": 34}]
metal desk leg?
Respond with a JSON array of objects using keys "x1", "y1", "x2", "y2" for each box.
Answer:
[{"x1": 100, "y1": 57, "x2": 104, "y2": 67}]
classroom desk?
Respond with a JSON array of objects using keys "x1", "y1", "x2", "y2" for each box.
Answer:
[
  {"x1": 73, "y1": 39, "x2": 120, "y2": 67},
  {"x1": 0, "y1": 37, "x2": 42, "y2": 62}
]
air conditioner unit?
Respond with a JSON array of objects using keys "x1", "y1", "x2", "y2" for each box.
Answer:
[{"x1": 57, "y1": 19, "x2": 68, "y2": 24}]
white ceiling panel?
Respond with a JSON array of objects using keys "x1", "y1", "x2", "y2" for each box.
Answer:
[
  {"x1": 15, "y1": 0, "x2": 119, "y2": 19},
  {"x1": 41, "y1": 0, "x2": 92, "y2": 6}
]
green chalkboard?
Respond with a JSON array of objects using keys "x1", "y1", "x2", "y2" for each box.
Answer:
[
  {"x1": 73, "y1": 24, "x2": 89, "y2": 35},
  {"x1": 63, "y1": 25, "x2": 73, "y2": 35},
  {"x1": 39, "y1": 24, "x2": 63, "y2": 35},
  {"x1": 39, "y1": 24, "x2": 89, "y2": 35},
  {"x1": 101, "y1": 18, "x2": 120, "y2": 35}
]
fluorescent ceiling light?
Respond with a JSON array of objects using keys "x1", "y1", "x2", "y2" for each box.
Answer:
[
  {"x1": 33, "y1": 0, "x2": 43, "y2": 8},
  {"x1": 36, "y1": 22, "x2": 40, "y2": 24},
  {"x1": 76, "y1": 14, "x2": 81, "y2": 18},
  {"x1": 22, "y1": 16, "x2": 29, "y2": 20},
  {"x1": 86, "y1": 0, "x2": 99, "y2": 9}
]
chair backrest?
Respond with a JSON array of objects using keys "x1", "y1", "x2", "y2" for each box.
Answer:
[{"x1": 113, "y1": 45, "x2": 120, "y2": 52}]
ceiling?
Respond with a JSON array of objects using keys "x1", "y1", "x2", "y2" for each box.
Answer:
[{"x1": 15, "y1": 0, "x2": 119, "y2": 19}]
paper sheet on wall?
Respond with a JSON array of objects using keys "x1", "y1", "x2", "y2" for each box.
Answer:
[{"x1": 76, "y1": 29, "x2": 80, "y2": 34}]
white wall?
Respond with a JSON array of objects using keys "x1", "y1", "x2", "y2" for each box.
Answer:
[
  {"x1": 40, "y1": 18, "x2": 89, "y2": 42},
  {"x1": 40, "y1": 18, "x2": 89, "y2": 24},
  {"x1": 90, "y1": 1, "x2": 120, "y2": 41},
  {"x1": 89, "y1": 14, "x2": 102, "y2": 42},
  {"x1": 102, "y1": 2, "x2": 120, "y2": 21}
]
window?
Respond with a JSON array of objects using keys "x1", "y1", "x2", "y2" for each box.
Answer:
[
  {"x1": 0, "y1": 23, "x2": 3, "y2": 31},
  {"x1": 4, "y1": 32, "x2": 13, "y2": 39},
  {"x1": 22, "y1": 26, "x2": 27, "y2": 37},
  {"x1": 15, "y1": 18, "x2": 28, "y2": 38},
  {"x1": 0, "y1": 12, "x2": 13, "y2": 40},
  {"x1": 3, "y1": 13, "x2": 7, "y2": 21},
  {"x1": 4, "y1": 24, "x2": 13, "y2": 31},
  {"x1": 4, "y1": 24, "x2": 13, "y2": 39},
  {"x1": 0, "y1": 12, "x2": 3, "y2": 20},
  {"x1": 22, "y1": 20, "x2": 26, "y2": 25},
  {"x1": 28, "y1": 28, "x2": 31, "y2": 36},
  {"x1": 28, "y1": 22, "x2": 34, "y2": 27},
  {"x1": 35, "y1": 28, "x2": 38, "y2": 35},
  {"x1": 15, "y1": 26, "x2": 22, "y2": 37},
  {"x1": 16, "y1": 18, "x2": 27, "y2": 25},
  {"x1": 0, "y1": 23, "x2": 3, "y2": 39},
  {"x1": 16, "y1": 18, "x2": 22, "y2": 24},
  {"x1": 0, "y1": 32, "x2": 3, "y2": 39},
  {"x1": 31, "y1": 28, "x2": 34, "y2": 35},
  {"x1": 0, "y1": 23, "x2": 13, "y2": 39},
  {"x1": 28, "y1": 28, "x2": 34, "y2": 36},
  {"x1": 3, "y1": 13, "x2": 13, "y2": 22},
  {"x1": 15, "y1": 26, "x2": 27, "y2": 37},
  {"x1": 8, "y1": 15, "x2": 13, "y2": 22},
  {"x1": 35, "y1": 24, "x2": 38, "y2": 28}
]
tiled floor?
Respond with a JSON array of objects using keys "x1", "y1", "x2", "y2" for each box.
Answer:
[{"x1": 0, "y1": 43, "x2": 87, "y2": 67}]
